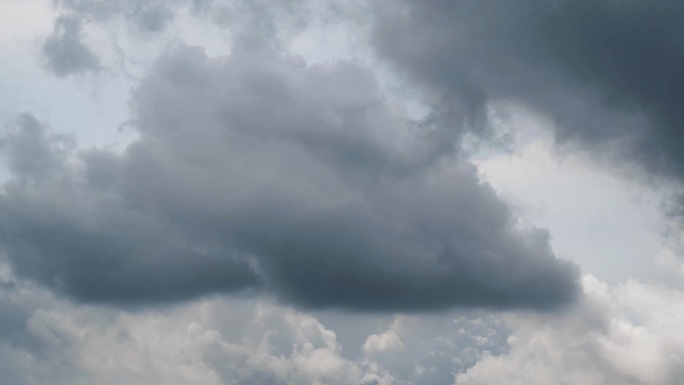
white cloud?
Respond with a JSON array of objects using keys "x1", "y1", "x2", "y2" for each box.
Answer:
[
  {"x1": 364, "y1": 321, "x2": 404, "y2": 355},
  {"x1": 456, "y1": 275, "x2": 684, "y2": 385},
  {"x1": 0, "y1": 288, "x2": 383, "y2": 385}
]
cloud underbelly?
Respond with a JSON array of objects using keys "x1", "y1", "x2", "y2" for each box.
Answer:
[{"x1": 0, "y1": 45, "x2": 580, "y2": 311}]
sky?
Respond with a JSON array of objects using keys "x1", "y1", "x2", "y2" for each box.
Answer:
[{"x1": 1, "y1": 0, "x2": 684, "y2": 384}]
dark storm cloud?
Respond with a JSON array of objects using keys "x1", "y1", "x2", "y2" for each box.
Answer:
[
  {"x1": 42, "y1": 15, "x2": 100, "y2": 77},
  {"x1": 0, "y1": 43, "x2": 579, "y2": 311},
  {"x1": 373, "y1": 0, "x2": 684, "y2": 181},
  {"x1": 0, "y1": 114, "x2": 259, "y2": 305}
]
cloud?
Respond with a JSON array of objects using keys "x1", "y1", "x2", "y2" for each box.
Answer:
[
  {"x1": 41, "y1": 14, "x2": 100, "y2": 76},
  {"x1": 372, "y1": 0, "x2": 684, "y2": 184},
  {"x1": 41, "y1": 0, "x2": 367, "y2": 79},
  {"x1": 0, "y1": 266, "x2": 501, "y2": 385},
  {"x1": 3, "y1": 269, "x2": 683, "y2": 385},
  {"x1": 456, "y1": 275, "x2": 684, "y2": 385},
  {"x1": 0, "y1": 113, "x2": 260, "y2": 305},
  {"x1": 0, "y1": 42, "x2": 579, "y2": 311},
  {"x1": 0, "y1": 282, "x2": 385, "y2": 385},
  {"x1": 359, "y1": 314, "x2": 508, "y2": 385},
  {"x1": 53, "y1": 0, "x2": 178, "y2": 32},
  {"x1": 8, "y1": 1, "x2": 684, "y2": 384},
  {"x1": 363, "y1": 324, "x2": 404, "y2": 355}
]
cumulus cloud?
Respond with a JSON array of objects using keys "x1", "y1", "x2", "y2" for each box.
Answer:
[
  {"x1": 0, "y1": 263, "x2": 506, "y2": 385},
  {"x1": 0, "y1": 41, "x2": 579, "y2": 311},
  {"x1": 0, "y1": 279, "x2": 386, "y2": 385},
  {"x1": 360, "y1": 314, "x2": 508, "y2": 385},
  {"x1": 0, "y1": 114, "x2": 260, "y2": 305},
  {"x1": 363, "y1": 323, "x2": 404, "y2": 355},
  {"x1": 3, "y1": 267, "x2": 683, "y2": 385},
  {"x1": 457, "y1": 275, "x2": 684, "y2": 385},
  {"x1": 9, "y1": 0, "x2": 684, "y2": 384}
]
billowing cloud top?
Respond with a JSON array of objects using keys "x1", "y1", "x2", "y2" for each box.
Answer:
[{"x1": 0, "y1": 41, "x2": 579, "y2": 311}]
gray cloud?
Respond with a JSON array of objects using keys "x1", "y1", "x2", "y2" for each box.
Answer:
[
  {"x1": 360, "y1": 314, "x2": 509, "y2": 385},
  {"x1": 0, "y1": 272, "x2": 681, "y2": 385},
  {"x1": 0, "y1": 43, "x2": 579, "y2": 311},
  {"x1": 372, "y1": 0, "x2": 684, "y2": 182},
  {"x1": 0, "y1": 114, "x2": 259, "y2": 306},
  {"x1": 42, "y1": 15, "x2": 100, "y2": 77},
  {"x1": 54, "y1": 0, "x2": 178, "y2": 32},
  {"x1": 42, "y1": 0, "x2": 363, "y2": 78}
]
